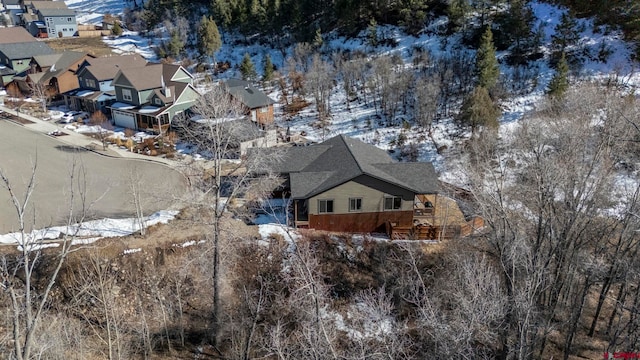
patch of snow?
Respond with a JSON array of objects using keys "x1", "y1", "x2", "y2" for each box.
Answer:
[
  {"x1": 123, "y1": 248, "x2": 142, "y2": 255},
  {"x1": 0, "y1": 210, "x2": 179, "y2": 250}
]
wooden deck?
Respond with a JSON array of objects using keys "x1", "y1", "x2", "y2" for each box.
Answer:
[{"x1": 388, "y1": 195, "x2": 483, "y2": 240}]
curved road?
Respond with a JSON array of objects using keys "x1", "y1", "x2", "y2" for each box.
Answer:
[{"x1": 0, "y1": 120, "x2": 187, "y2": 234}]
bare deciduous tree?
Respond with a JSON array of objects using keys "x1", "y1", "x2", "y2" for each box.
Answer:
[
  {"x1": 0, "y1": 158, "x2": 88, "y2": 360},
  {"x1": 174, "y1": 84, "x2": 282, "y2": 349}
]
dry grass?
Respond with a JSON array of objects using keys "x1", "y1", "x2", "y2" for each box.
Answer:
[{"x1": 45, "y1": 36, "x2": 114, "y2": 57}]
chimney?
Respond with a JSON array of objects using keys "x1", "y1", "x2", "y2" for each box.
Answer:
[{"x1": 161, "y1": 74, "x2": 170, "y2": 97}]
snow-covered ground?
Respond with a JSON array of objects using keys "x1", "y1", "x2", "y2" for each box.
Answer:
[{"x1": 0, "y1": 210, "x2": 179, "y2": 249}]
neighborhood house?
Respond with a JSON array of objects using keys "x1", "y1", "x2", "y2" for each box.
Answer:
[
  {"x1": 109, "y1": 63, "x2": 199, "y2": 132},
  {"x1": 225, "y1": 79, "x2": 275, "y2": 126},
  {"x1": 21, "y1": 1, "x2": 77, "y2": 38},
  {"x1": 64, "y1": 54, "x2": 148, "y2": 115},
  {"x1": 263, "y1": 135, "x2": 479, "y2": 239}
]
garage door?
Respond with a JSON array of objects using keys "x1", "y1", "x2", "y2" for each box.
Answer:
[{"x1": 112, "y1": 110, "x2": 136, "y2": 129}]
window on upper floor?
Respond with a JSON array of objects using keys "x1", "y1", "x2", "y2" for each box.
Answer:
[
  {"x1": 122, "y1": 88, "x2": 132, "y2": 101},
  {"x1": 67, "y1": 17, "x2": 72, "y2": 22},
  {"x1": 154, "y1": 98, "x2": 162, "y2": 106},
  {"x1": 318, "y1": 199, "x2": 334, "y2": 214},
  {"x1": 349, "y1": 198, "x2": 362, "y2": 212},
  {"x1": 384, "y1": 196, "x2": 402, "y2": 211},
  {"x1": 260, "y1": 107, "x2": 268, "y2": 113}
]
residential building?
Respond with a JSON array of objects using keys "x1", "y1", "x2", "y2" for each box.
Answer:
[
  {"x1": 224, "y1": 79, "x2": 275, "y2": 126},
  {"x1": 190, "y1": 116, "x2": 278, "y2": 157},
  {"x1": 64, "y1": 54, "x2": 147, "y2": 114},
  {"x1": 109, "y1": 63, "x2": 199, "y2": 132},
  {"x1": 258, "y1": 135, "x2": 477, "y2": 239},
  {"x1": 2, "y1": 0, "x2": 23, "y2": 26},
  {"x1": 0, "y1": 27, "x2": 53, "y2": 86},
  {"x1": 15, "y1": 51, "x2": 90, "y2": 96},
  {"x1": 22, "y1": 1, "x2": 77, "y2": 38}
]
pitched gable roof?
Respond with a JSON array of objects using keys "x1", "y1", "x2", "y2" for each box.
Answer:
[
  {"x1": 274, "y1": 135, "x2": 439, "y2": 199},
  {"x1": 38, "y1": 8, "x2": 75, "y2": 16},
  {"x1": 35, "y1": 51, "x2": 87, "y2": 84},
  {"x1": 0, "y1": 27, "x2": 37, "y2": 44},
  {"x1": 28, "y1": 1, "x2": 70, "y2": 9},
  {"x1": 82, "y1": 54, "x2": 147, "y2": 81},
  {"x1": 225, "y1": 79, "x2": 275, "y2": 109},
  {"x1": 0, "y1": 42, "x2": 54, "y2": 61},
  {"x1": 115, "y1": 63, "x2": 188, "y2": 91}
]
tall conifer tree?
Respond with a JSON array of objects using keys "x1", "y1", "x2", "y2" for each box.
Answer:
[{"x1": 476, "y1": 26, "x2": 500, "y2": 90}]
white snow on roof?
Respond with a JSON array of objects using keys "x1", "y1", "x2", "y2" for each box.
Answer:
[
  {"x1": 110, "y1": 102, "x2": 135, "y2": 110},
  {"x1": 139, "y1": 105, "x2": 160, "y2": 113},
  {"x1": 76, "y1": 90, "x2": 94, "y2": 97}
]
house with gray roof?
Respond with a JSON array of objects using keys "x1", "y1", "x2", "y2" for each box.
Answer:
[
  {"x1": 22, "y1": 0, "x2": 77, "y2": 38},
  {"x1": 260, "y1": 135, "x2": 444, "y2": 238},
  {"x1": 109, "y1": 63, "x2": 199, "y2": 132},
  {"x1": 0, "y1": 40, "x2": 53, "y2": 86},
  {"x1": 224, "y1": 79, "x2": 275, "y2": 126}
]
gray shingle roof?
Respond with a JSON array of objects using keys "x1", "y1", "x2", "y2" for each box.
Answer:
[
  {"x1": 28, "y1": 1, "x2": 69, "y2": 9},
  {"x1": 0, "y1": 41, "x2": 54, "y2": 61},
  {"x1": 36, "y1": 51, "x2": 87, "y2": 84},
  {"x1": 273, "y1": 135, "x2": 439, "y2": 199},
  {"x1": 225, "y1": 79, "x2": 275, "y2": 109},
  {"x1": 82, "y1": 54, "x2": 147, "y2": 81},
  {"x1": 38, "y1": 8, "x2": 76, "y2": 17}
]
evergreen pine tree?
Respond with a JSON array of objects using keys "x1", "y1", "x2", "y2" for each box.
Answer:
[
  {"x1": 166, "y1": 30, "x2": 184, "y2": 57},
  {"x1": 367, "y1": 18, "x2": 378, "y2": 48},
  {"x1": 263, "y1": 54, "x2": 274, "y2": 82},
  {"x1": 547, "y1": 52, "x2": 569, "y2": 99},
  {"x1": 459, "y1": 86, "x2": 500, "y2": 134},
  {"x1": 312, "y1": 28, "x2": 323, "y2": 49},
  {"x1": 476, "y1": 26, "x2": 500, "y2": 90},
  {"x1": 111, "y1": 21, "x2": 123, "y2": 36},
  {"x1": 447, "y1": 0, "x2": 471, "y2": 32},
  {"x1": 198, "y1": 16, "x2": 222, "y2": 64},
  {"x1": 240, "y1": 53, "x2": 257, "y2": 80},
  {"x1": 551, "y1": 12, "x2": 581, "y2": 62}
]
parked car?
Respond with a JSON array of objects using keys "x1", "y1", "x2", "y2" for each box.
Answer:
[{"x1": 57, "y1": 111, "x2": 89, "y2": 124}]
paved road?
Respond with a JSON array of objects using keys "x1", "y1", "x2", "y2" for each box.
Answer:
[{"x1": 0, "y1": 120, "x2": 187, "y2": 233}]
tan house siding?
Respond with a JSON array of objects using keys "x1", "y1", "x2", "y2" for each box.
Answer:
[{"x1": 308, "y1": 179, "x2": 414, "y2": 214}]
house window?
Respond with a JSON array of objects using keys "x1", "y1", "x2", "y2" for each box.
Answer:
[
  {"x1": 384, "y1": 196, "x2": 402, "y2": 210},
  {"x1": 67, "y1": 17, "x2": 72, "y2": 22},
  {"x1": 122, "y1": 88, "x2": 132, "y2": 101},
  {"x1": 154, "y1": 98, "x2": 162, "y2": 106},
  {"x1": 349, "y1": 198, "x2": 362, "y2": 212},
  {"x1": 318, "y1": 199, "x2": 334, "y2": 214},
  {"x1": 260, "y1": 107, "x2": 268, "y2": 113},
  {"x1": 86, "y1": 79, "x2": 96, "y2": 88}
]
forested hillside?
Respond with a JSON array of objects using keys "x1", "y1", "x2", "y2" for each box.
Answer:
[
  {"x1": 134, "y1": 0, "x2": 640, "y2": 55},
  {"x1": 1, "y1": 0, "x2": 640, "y2": 359}
]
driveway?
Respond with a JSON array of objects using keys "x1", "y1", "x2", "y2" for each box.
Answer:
[{"x1": 0, "y1": 120, "x2": 187, "y2": 234}]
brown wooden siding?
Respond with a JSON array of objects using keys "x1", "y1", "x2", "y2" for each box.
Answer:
[
  {"x1": 255, "y1": 104, "x2": 274, "y2": 125},
  {"x1": 309, "y1": 210, "x2": 413, "y2": 233}
]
